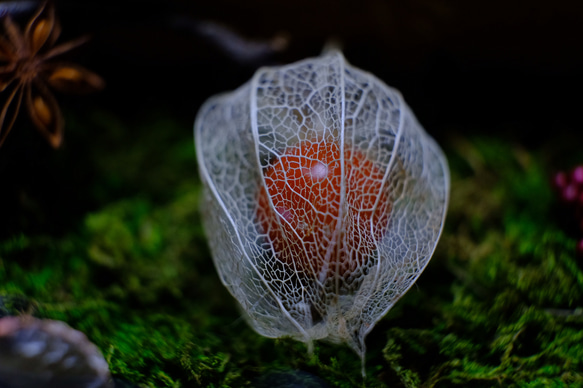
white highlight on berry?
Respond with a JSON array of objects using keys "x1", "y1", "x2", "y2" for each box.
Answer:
[{"x1": 309, "y1": 162, "x2": 328, "y2": 181}]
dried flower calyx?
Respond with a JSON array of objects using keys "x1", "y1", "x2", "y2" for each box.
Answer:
[
  {"x1": 0, "y1": 1, "x2": 104, "y2": 148},
  {"x1": 195, "y1": 50, "x2": 449, "y2": 374}
]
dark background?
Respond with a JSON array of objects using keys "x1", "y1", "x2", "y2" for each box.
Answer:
[
  {"x1": 57, "y1": 0, "x2": 583, "y2": 139},
  {"x1": 2, "y1": 0, "x2": 583, "y2": 237}
]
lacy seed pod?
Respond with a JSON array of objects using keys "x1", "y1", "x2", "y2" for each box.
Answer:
[{"x1": 195, "y1": 51, "x2": 449, "y2": 373}]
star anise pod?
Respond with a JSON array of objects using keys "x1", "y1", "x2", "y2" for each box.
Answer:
[{"x1": 0, "y1": 1, "x2": 104, "y2": 148}]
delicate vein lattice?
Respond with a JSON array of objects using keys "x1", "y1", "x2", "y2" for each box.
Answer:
[{"x1": 194, "y1": 51, "x2": 449, "y2": 374}]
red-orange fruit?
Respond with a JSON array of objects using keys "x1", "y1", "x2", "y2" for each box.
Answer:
[{"x1": 257, "y1": 138, "x2": 391, "y2": 281}]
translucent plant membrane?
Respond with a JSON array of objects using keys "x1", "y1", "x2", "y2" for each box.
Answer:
[{"x1": 195, "y1": 51, "x2": 449, "y2": 374}]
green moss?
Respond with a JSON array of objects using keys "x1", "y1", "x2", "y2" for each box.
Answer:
[
  {"x1": 1, "y1": 114, "x2": 583, "y2": 387},
  {"x1": 378, "y1": 136, "x2": 583, "y2": 387}
]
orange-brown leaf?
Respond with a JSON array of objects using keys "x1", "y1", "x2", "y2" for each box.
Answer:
[
  {"x1": 0, "y1": 83, "x2": 24, "y2": 147},
  {"x1": 32, "y1": 95, "x2": 52, "y2": 128},
  {"x1": 2, "y1": 15, "x2": 25, "y2": 57},
  {"x1": 31, "y1": 19, "x2": 52, "y2": 53},
  {"x1": 46, "y1": 64, "x2": 105, "y2": 93},
  {"x1": 25, "y1": 80, "x2": 63, "y2": 148},
  {"x1": 41, "y1": 35, "x2": 89, "y2": 61},
  {"x1": 0, "y1": 76, "x2": 15, "y2": 93},
  {"x1": 24, "y1": 1, "x2": 56, "y2": 55}
]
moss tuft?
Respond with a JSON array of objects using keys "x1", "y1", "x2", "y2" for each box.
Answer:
[{"x1": 2, "y1": 114, "x2": 583, "y2": 386}]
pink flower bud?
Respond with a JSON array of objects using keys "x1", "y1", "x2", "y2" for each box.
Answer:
[
  {"x1": 577, "y1": 239, "x2": 583, "y2": 259},
  {"x1": 552, "y1": 171, "x2": 568, "y2": 191},
  {"x1": 573, "y1": 166, "x2": 583, "y2": 186},
  {"x1": 561, "y1": 184, "x2": 578, "y2": 203}
]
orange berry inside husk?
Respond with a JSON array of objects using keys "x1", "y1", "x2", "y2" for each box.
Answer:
[{"x1": 257, "y1": 138, "x2": 391, "y2": 281}]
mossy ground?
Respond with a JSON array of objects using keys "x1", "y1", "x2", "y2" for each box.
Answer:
[{"x1": 1, "y1": 109, "x2": 582, "y2": 387}]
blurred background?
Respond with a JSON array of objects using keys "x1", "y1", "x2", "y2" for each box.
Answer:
[
  {"x1": 1, "y1": 0, "x2": 582, "y2": 243},
  {"x1": 57, "y1": 0, "x2": 583, "y2": 138},
  {"x1": 3, "y1": 0, "x2": 583, "y2": 237}
]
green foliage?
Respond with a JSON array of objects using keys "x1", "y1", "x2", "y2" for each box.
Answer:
[
  {"x1": 380, "y1": 136, "x2": 583, "y2": 387},
  {"x1": 1, "y1": 114, "x2": 583, "y2": 387}
]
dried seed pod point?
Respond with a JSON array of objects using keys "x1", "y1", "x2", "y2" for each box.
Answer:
[
  {"x1": 195, "y1": 51, "x2": 449, "y2": 374},
  {"x1": 0, "y1": 316, "x2": 113, "y2": 388},
  {"x1": 0, "y1": 1, "x2": 104, "y2": 148}
]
